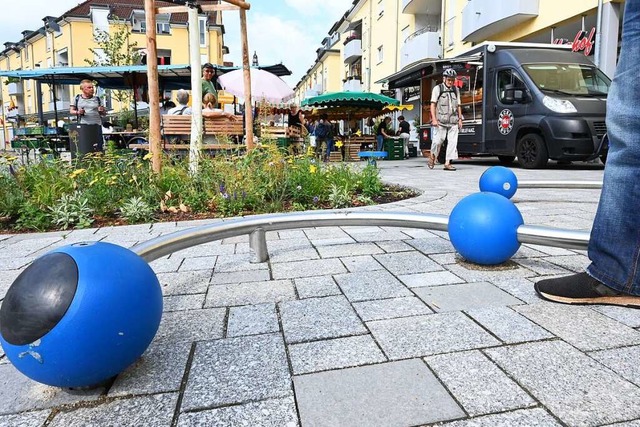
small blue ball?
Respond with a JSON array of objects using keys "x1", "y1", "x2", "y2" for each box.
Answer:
[
  {"x1": 0, "y1": 242, "x2": 162, "y2": 388},
  {"x1": 479, "y1": 166, "x2": 518, "y2": 199},
  {"x1": 449, "y1": 192, "x2": 524, "y2": 265}
]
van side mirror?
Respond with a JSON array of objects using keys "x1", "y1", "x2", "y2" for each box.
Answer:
[{"x1": 503, "y1": 84, "x2": 528, "y2": 104}]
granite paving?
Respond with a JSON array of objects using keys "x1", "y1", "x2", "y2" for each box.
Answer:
[{"x1": 3, "y1": 158, "x2": 636, "y2": 426}]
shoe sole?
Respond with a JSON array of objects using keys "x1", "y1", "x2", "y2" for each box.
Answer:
[{"x1": 536, "y1": 288, "x2": 640, "y2": 308}]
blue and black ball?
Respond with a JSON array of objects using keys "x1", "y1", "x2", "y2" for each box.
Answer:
[
  {"x1": 449, "y1": 192, "x2": 524, "y2": 265},
  {"x1": 0, "y1": 242, "x2": 162, "y2": 388}
]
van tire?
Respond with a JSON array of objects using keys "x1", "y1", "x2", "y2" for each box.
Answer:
[
  {"x1": 517, "y1": 133, "x2": 548, "y2": 169},
  {"x1": 497, "y1": 155, "x2": 515, "y2": 165}
]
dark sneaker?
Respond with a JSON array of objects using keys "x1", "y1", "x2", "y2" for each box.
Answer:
[{"x1": 535, "y1": 272, "x2": 640, "y2": 308}]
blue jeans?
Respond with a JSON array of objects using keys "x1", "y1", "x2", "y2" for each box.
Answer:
[
  {"x1": 376, "y1": 135, "x2": 384, "y2": 151},
  {"x1": 587, "y1": 0, "x2": 640, "y2": 294},
  {"x1": 325, "y1": 138, "x2": 335, "y2": 161}
]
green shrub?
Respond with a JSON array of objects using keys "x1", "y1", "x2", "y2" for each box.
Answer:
[
  {"x1": 120, "y1": 196, "x2": 155, "y2": 223},
  {"x1": 49, "y1": 191, "x2": 94, "y2": 230}
]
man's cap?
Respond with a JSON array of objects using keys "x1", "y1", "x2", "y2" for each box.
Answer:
[{"x1": 202, "y1": 63, "x2": 214, "y2": 69}]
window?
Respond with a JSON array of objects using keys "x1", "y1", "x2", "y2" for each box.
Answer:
[
  {"x1": 497, "y1": 69, "x2": 527, "y2": 104},
  {"x1": 91, "y1": 8, "x2": 110, "y2": 39},
  {"x1": 445, "y1": 0, "x2": 456, "y2": 48},
  {"x1": 377, "y1": 0, "x2": 384, "y2": 18},
  {"x1": 46, "y1": 33, "x2": 52, "y2": 52},
  {"x1": 157, "y1": 22, "x2": 171, "y2": 34},
  {"x1": 24, "y1": 47, "x2": 29, "y2": 62},
  {"x1": 199, "y1": 17, "x2": 208, "y2": 46},
  {"x1": 377, "y1": 45, "x2": 383, "y2": 63}
]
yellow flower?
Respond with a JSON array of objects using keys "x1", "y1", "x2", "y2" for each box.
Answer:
[
  {"x1": 143, "y1": 152, "x2": 153, "y2": 160},
  {"x1": 309, "y1": 165, "x2": 317, "y2": 174},
  {"x1": 69, "y1": 168, "x2": 86, "y2": 179},
  {"x1": 89, "y1": 178, "x2": 99, "y2": 186},
  {"x1": 336, "y1": 141, "x2": 343, "y2": 148}
]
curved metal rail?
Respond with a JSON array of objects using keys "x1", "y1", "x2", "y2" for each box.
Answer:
[{"x1": 131, "y1": 211, "x2": 590, "y2": 263}]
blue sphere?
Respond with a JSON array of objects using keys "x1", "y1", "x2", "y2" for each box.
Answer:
[
  {"x1": 479, "y1": 166, "x2": 518, "y2": 199},
  {"x1": 449, "y1": 192, "x2": 524, "y2": 265},
  {"x1": 0, "y1": 242, "x2": 162, "y2": 388}
]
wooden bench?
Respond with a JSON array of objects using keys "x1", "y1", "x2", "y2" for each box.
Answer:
[
  {"x1": 128, "y1": 143, "x2": 243, "y2": 151},
  {"x1": 162, "y1": 114, "x2": 244, "y2": 137}
]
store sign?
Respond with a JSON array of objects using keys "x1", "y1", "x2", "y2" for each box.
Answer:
[
  {"x1": 403, "y1": 86, "x2": 420, "y2": 103},
  {"x1": 571, "y1": 28, "x2": 596, "y2": 56}
]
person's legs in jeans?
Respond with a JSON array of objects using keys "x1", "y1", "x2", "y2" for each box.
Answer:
[
  {"x1": 376, "y1": 134, "x2": 384, "y2": 151},
  {"x1": 535, "y1": 0, "x2": 640, "y2": 306},
  {"x1": 325, "y1": 137, "x2": 335, "y2": 162}
]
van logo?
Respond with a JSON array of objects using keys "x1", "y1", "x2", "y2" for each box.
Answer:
[{"x1": 498, "y1": 109, "x2": 514, "y2": 135}]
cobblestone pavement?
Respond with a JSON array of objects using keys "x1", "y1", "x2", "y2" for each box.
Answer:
[{"x1": 3, "y1": 157, "x2": 636, "y2": 427}]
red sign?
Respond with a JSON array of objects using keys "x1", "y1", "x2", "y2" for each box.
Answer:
[{"x1": 572, "y1": 28, "x2": 595, "y2": 56}]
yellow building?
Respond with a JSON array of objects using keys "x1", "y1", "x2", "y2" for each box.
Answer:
[{"x1": 0, "y1": 0, "x2": 226, "y2": 147}]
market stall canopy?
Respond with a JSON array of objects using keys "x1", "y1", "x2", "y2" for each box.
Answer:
[
  {"x1": 0, "y1": 63, "x2": 292, "y2": 90},
  {"x1": 218, "y1": 68, "x2": 294, "y2": 103},
  {"x1": 301, "y1": 91, "x2": 400, "y2": 109}
]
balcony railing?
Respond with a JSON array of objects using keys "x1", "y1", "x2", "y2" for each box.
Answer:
[
  {"x1": 462, "y1": 0, "x2": 539, "y2": 42},
  {"x1": 401, "y1": 28, "x2": 441, "y2": 68},
  {"x1": 7, "y1": 82, "x2": 23, "y2": 96},
  {"x1": 343, "y1": 39, "x2": 362, "y2": 64},
  {"x1": 343, "y1": 78, "x2": 362, "y2": 92},
  {"x1": 402, "y1": 0, "x2": 441, "y2": 16}
]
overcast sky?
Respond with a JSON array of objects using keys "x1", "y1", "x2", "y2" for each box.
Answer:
[{"x1": 0, "y1": 0, "x2": 349, "y2": 86}]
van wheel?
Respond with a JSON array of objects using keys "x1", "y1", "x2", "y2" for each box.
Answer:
[
  {"x1": 497, "y1": 155, "x2": 515, "y2": 165},
  {"x1": 517, "y1": 133, "x2": 548, "y2": 169}
]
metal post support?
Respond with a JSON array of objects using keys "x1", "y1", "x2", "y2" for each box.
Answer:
[{"x1": 249, "y1": 227, "x2": 269, "y2": 263}]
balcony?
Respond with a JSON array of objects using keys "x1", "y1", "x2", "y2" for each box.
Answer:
[
  {"x1": 401, "y1": 28, "x2": 441, "y2": 68},
  {"x1": 343, "y1": 78, "x2": 362, "y2": 92},
  {"x1": 7, "y1": 82, "x2": 23, "y2": 96},
  {"x1": 402, "y1": 0, "x2": 441, "y2": 15},
  {"x1": 343, "y1": 39, "x2": 362, "y2": 64},
  {"x1": 462, "y1": 0, "x2": 539, "y2": 42}
]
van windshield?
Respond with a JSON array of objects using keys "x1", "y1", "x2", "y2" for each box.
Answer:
[{"x1": 522, "y1": 63, "x2": 611, "y2": 96}]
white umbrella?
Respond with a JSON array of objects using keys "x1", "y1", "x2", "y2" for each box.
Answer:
[{"x1": 217, "y1": 68, "x2": 294, "y2": 103}]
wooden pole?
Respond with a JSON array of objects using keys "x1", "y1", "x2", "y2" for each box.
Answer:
[
  {"x1": 220, "y1": 0, "x2": 250, "y2": 10},
  {"x1": 239, "y1": 7, "x2": 254, "y2": 150},
  {"x1": 187, "y1": 4, "x2": 203, "y2": 174},
  {"x1": 144, "y1": 0, "x2": 162, "y2": 174}
]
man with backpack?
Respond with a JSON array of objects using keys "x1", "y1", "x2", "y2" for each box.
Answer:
[
  {"x1": 69, "y1": 79, "x2": 106, "y2": 155},
  {"x1": 429, "y1": 68, "x2": 463, "y2": 171}
]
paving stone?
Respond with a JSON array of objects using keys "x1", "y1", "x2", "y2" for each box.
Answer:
[
  {"x1": 397, "y1": 270, "x2": 463, "y2": 288},
  {"x1": 2, "y1": 237, "x2": 61, "y2": 258},
  {"x1": 209, "y1": 269, "x2": 271, "y2": 285},
  {"x1": 278, "y1": 229, "x2": 307, "y2": 240},
  {"x1": 0, "y1": 410, "x2": 50, "y2": 427},
  {"x1": 0, "y1": 364, "x2": 103, "y2": 415},
  {"x1": 515, "y1": 257, "x2": 572, "y2": 275},
  {"x1": 214, "y1": 253, "x2": 268, "y2": 272},
  {"x1": 429, "y1": 252, "x2": 459, "y2": 265},
  {"x1": 376, "y1": 240, "x2": 415, "y2": 253},
  {"x1": 444, "y1": 261, "x2": 537, "y2": 283},
  {"x1": 262, "y1": 238, "x2": 318, "y2": 263},
  {"x1": 425, "y1": 350, "x2": 536, "y2": 416},
  {"x1": 466, "y1": 306, "x2": 553, "y2": 344},
  {"x1": 294, "y1": 276, "x2": 341, "y2": 298},
  {"x1": 522, "y1": 244, "x2": 577, "y2": 256},
  {"x1": 515, "y1": 303, "x2": 640, "y2": 351},
  {"x1": 353, "y1": 296, "x2": 433, "y2": 321},
  {"x1": 153, "y1": 308, "x2": 225, "y2": 343},
  {"x1": 179, "y1": 256, "x2": 218, "y2": 272},
  {"x1": 334, "y1": 270, "x2": 412, "y2": 302},
  {"x1": 149, "y1": 255, "x2": 184, "y2": 274},
  {"x1": 0, "y1": 257, "x2": 32, "y2": 271},
  {"x1": 590, "y1": 345, "x2": 640, "y2": 387},
  {"x1": 110, "y1": 342, "x2": 191, "y2": 396},
  {"x1": 374, "y1": 251, "x2": 442, "y2": 274},
  {"x1": 340, "y1": 255, "x2": 385, "y2": 273},
  {"x1": 172, "y1": 241, "x2": 236, "y2": 258},
  {"x1": 177, "y1": 396, "x2": 299, "y2": 426},
  {"x1": 279, "y1": 295, "x2": 367, "y2": 343},
  {"x1": 294, "y1": 359, "x2": 464, "y2": 427},
  {"x1": 413, "y1": 282, "x2": 523, "y2": 312},
  {"x1": 182, "y1": 334, "x2": 292, "y2": 410},
  {"x1": 406, "y1": 236, "x2": 456, "y2": 255},
  {"x1": 439, "y1": 407, "x2": 561, "y2": 426},
  {"x1": 48, "y1": 393, "x2": 177, "y2": 427},
  {"x1": 289, "y1": 335, "x2": 386, "y2": 375},
  {"x1": 205, "y1": 279, "x2": 296, "y2": 307},
  {"x1": 227, "y1": 303, "x2": 279, "y2": 337},
  {"x1": 368, "y1": 312, "x2": 500, "y2": 360},
  {"x1": 316, "y1": 242, "x2": 384, "y2": 258},
  {"x1": 156, "y1": 270, "x2": 211, "y2": 296},
  {"x1": 545, "y1": 254, "x2": 590, "y2": 273},
  {"x1": 162, "y1": 294, "x2": 205, "y2": 312},
  {"x1": 593, "y1": 306, "x2": 640, "y2": 328},
  {"x1": 347, "y1": 230, "x2": 410, "y2": 243},
  {"x1": 271, "y1": 258, "x2": 347, "y2": 280},
  {"x1": 490, "y1": 277, "x2": 541, "y2": 304},
  {"x1": 304, "y1": 227, "x2": 352, "y2": 241},
  {"x1": 486, "y1": 340, "x2": 640, "y2": 426}
]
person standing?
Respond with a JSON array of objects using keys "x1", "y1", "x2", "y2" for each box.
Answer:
[
  {"x1": 314, "y1": 114, "x2": 334, "y2": 162},
  {"x1": 397, "y1": 115, "x2": 411, "y2": 159},
  {"x1": 70, "y1": 79, "x2": 106, "y2": 125},
  {"x1": 534, "y1": 0, "x2": 640, "y2": 308},
  {"x1": 429, "y1": 69, "x2": 463, "y2": 171},
  {"x1": 376, "y1": 116, "x2": 392, "y2": 151},
  {"x1": 201, "y1": 63, "x2": 218, "y2": 105}
]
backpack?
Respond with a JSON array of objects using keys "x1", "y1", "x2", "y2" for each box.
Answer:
[
  {"x1": 436, "y1": 83, "x2": 460, "y2": 102},
  {"x1": 74, "y1": 94, "x2": 102, "y2": 122},
  {"x1": 315, "y1": 122, "x2": 332, "y2": 139}
]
